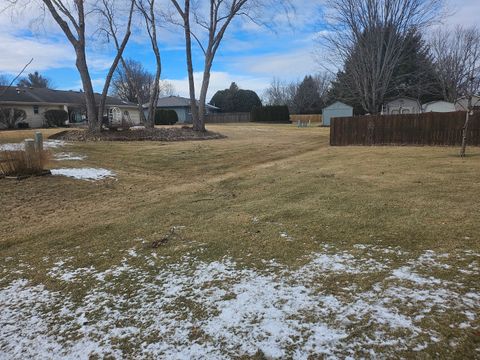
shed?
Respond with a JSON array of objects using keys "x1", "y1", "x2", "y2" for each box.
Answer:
[
  {"x1": 383, "y1": 97, "x2": 421, "y2": 115},
  {"x1": 322, "y1": 101, "x2": 353, "y2": 126},
  {"x1": 422, "y1": 101, "x2": 456, "y2": 113},
  {"x1": 146, "y1": 96, "x2": 220, "y2": 124}
]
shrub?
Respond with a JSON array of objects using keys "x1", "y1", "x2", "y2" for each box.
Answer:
[
  {"x1": 0, "y1": 148, "x2": 50, "y2": 177},
  {"x1": 251, "y1": 105, "x2": 290, "y2": 123},
  {"x1": 155, "y1": 109, "x2": 178, "y2": 125},
  {"x1": 0, "y1": 107, "x2": 26, "y2": 129},
  {"x1": 44, "y1": 109, "x2": 68, "y2": 127}
]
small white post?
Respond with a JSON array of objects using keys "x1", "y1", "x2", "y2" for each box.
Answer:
[{"x1": 24, "y1": 139, "x2": 36, "y2": 170}]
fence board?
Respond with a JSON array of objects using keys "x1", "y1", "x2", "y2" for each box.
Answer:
[
  {"x1": 330, "y1": 112, "x2": 480, "y2": 146},
  {"x1": 205, "y1": 112, "x2": 251, "y2": 123}
]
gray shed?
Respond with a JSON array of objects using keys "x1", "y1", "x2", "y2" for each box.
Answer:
[{"x1": 322, "y1": 101, "x2": 353, "y2": 126}]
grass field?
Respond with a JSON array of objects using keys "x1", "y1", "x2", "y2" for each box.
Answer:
[{"x1": 1, "y1": 124, "x2": 479, "y2": 358}]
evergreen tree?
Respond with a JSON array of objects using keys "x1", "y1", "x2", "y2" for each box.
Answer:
[
  {"x1": 293, "y1": 76, "x2": 322, "y2": 114},
  {"x1": 210, "y1": 82, "x2": 262, "y2": 112},
  {"x1": 18, "y1": 71, "x2": 52, "y2": 88}
]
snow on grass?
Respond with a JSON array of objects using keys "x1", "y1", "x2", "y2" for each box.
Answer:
[
  {"x1": 0, "y1": 140, "x2": 67, "y2": 151},
  {"x1": 50, "y1": 168, "x2": 115, "y2": 181},
  {"x1": 54, "y1": 152, "x2": 87, "y2": 161},
  {"x1": 1, "y1": 246, "x2": 479, "y2": 359}
]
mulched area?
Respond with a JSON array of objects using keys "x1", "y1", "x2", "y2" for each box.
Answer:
[{"x1": 49, "y1": 127, "x2": 226, "y2": 142}]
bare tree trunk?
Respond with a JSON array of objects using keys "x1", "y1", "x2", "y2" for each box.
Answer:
[
  {"x1": 75, "y1": 48, "x2": 98, "y2": 132},
  {"x1": 97, "y1": 0, "x2": 135, "y2": 131},
  {"x1": 184, "y1": 1, "x2": 199, "y2": 127},
  {"x1": 138, "y1": 0, "x2": 161, "y2": 128},
  {"x1": 460, "y1": 96, "x2": 472, "y2": 157},
  {"x1": 197, "y1": 59, "x2": 213, "y2": 132}
]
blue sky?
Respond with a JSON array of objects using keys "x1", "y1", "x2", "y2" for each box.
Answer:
[{"x1": 0, "y1": 0, "x2": 479, "y2": 101}]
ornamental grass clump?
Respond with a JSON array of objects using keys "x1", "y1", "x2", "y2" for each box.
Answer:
[{"x1": 0, "y1": 145, "x2": 50, "y2": 177}]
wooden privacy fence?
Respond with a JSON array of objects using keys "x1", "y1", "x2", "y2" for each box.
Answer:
[
  {"x1": 205, "y1": 112, "x2": 251, "y2": 123},
  {"x1": 330, "y1": 112, "x2": 480, "y2": 146},
  {"x1": 290, "y1": 114, "x2": 323, "y2": 124}
]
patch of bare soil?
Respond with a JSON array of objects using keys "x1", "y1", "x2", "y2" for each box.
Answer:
[{"x1": 49, "y1": 127, "x2": 226, "y2": 142}]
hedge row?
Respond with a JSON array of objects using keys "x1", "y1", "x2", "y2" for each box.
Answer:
[
  {"x1": 251, "y1": 105, "x2": 290, "y2": 123},
  {"x1": 155, "y1": 109, "x2": 178, "y2": 125}
]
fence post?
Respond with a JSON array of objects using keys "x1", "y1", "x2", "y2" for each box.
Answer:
[
  {"x1": 24, "y1": 139, "x2": 36, "y2": 170},
  {"x1": 34, "y1": 132, "x2": 43, "y2": 152}
]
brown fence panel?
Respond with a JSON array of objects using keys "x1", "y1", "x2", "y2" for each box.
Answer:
[
  {"x1": 205, "y1": 112, "x2": 251, "y2": 123},
  {"x1": 330, "y1": 112, "x2": 480, "y2": 146}
]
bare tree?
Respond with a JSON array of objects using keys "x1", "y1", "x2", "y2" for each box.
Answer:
[
  {"x1": 430, "y1": 26, "x2": 480, "y2": 103},
  {"x1": 313, "y1": 72, "x2": 332, "y2": 105},
  {"x1": 136, "y1": 0, "x2": 162, "y2": 128},
  {"x1": 321, "y1": 0, "x2": 443, "y2": 114},
  {"x1": 6, "y1": 1, "x2": 135, "y2": 132},
  {"x1": 169, "y1": 0, "x2": 291, "y2": 131},
  {"x1": 264, "y1": 78, "x2": 293, "y2": 106},
  {"x1": 93, "y1": 0, "x2": 136, "y2": 130},
  {"x1": 168, "y1": 0, "x2": 199, "y2": 128},
  {"x1": 0, "y1": 75, "x2": 9, "y2": 86}
]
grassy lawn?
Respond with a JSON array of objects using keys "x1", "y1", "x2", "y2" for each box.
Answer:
[{"x1": 1, "y1": 124, "x2": 479, "y2": 358}]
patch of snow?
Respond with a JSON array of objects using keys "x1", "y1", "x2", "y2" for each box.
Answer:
[
  {"x1": 51, "y1": 168, "x2": 115, "y2": 181},
  {"x1": 0, "y1": 139, "x2": 67, "y2": 152},
  {"x1": 280, "y1": 231, "x2": 293, "y2": 241},
  {"x1": 2, "y1": 246, "x2": 479, "y2": 359},
  {"x1": 54, "y1": 152, "x2": 87, "y2": 161}
]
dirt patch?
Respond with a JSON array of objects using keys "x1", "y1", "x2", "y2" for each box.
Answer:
[{"x1": 49, "y1": 127, "x2": 226, "y2": 142}]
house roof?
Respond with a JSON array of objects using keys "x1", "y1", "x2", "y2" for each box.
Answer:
[
  {"x1": 0, "y1": 86, "x2": 137, "y2": 107},
  {"x1": 323, "y1": 101, "x2": 353, "y2": 110},
  {"x1": 385, "y1": 96, "x2": 421, "y2": 105},
  {"x1": 147, "y1": 95, "x2": 220, "y2": 110}
]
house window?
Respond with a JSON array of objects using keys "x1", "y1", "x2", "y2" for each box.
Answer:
[
  {"x1": 124, "y1": 111, "x2": 129, "y2": 116},
  {"x1": 33, "y1": 105, "x2": 39, "y2": 114}
]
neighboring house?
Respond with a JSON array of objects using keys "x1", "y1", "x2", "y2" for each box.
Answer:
[
  {"x1": 422, "y1": 100, "x2": 456, "y2": 113},
  {"x1": 147, "y1": 96, "x2": 220, "y2": 124},
  {"x1": 383, "y1": 97, "x2": 422, "y2": 115},
  {"x1": 322, "y1": 101, "x2": 353, "y2": 126},
  {"x1": 0, "y1": 86, "x2": 141, "y2": 128},
  {"x1": 455, "y1": 95, "x2": 480, "y2": 111}
]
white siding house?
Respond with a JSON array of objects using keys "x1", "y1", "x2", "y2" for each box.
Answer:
[
  {"x1": 383, "y1": 97, "x2": 422, "y2": 115},
  {"x1": 0, "y1": 86, "x2": 141, "y2": 129},
  {"x1": 322, "y1": 101, "x2": 353, "y2": 126},
  {"x1": 422, "y1": 101, "x2": 456, "y2": 113},
  {"x1": 455, "y1": 96, "x2": 480, "y2": 111}
]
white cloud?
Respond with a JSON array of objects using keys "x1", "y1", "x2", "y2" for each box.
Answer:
[
  {"x1": 442, "y1": 0, "x2": 480, "y2": 27},
  {"x1": 0, "y1": 34, "x2": 75, "y2": 74},
  {"x1": 164, "y1": 71, "x2": 270, "y2": 100},
  {"x1": 229, "y1": 47, "x2": 319, "y2": 81}
]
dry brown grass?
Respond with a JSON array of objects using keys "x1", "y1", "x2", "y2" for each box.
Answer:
[{"x1": 0, "y1": 124, "x2": 479, "y2": 358}]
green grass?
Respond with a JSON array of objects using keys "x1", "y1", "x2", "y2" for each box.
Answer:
[{"x1": 1, "y1": 124, "x2": 479, "y2": 358}]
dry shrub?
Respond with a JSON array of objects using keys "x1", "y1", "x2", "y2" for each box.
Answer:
[{"x1": 0, "y1": 149, "x2": 50, "y2": 177}]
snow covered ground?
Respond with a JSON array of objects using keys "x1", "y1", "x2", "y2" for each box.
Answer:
[
  {"x1": 0, "y1": 140, "x2": 67, "y2": 151},
  {"x1": 50, "y1": 168, "x2": 116, "y2": 181},
  {"x1": 54, "y1": 152, "x2": 87, "y2": 161},
  {"x1": 1, "y1": 244, "x2": 479, "y2": 359}
]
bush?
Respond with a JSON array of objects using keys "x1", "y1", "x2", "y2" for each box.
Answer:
[
  {"x1": 155, "y1": 109, "x2": 178, "y2": 125},
  {"x1": 44, "y1": 109, "x2": 68, "y2": 127},
  {"x1": 251, "y1": 105, "x2": 290, "y2": 123},
  {"x1": 0, "y1": 107, "x2": 26, "y2": 129}
]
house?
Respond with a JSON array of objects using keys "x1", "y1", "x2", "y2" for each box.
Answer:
[
  {"x1": 147, "y1": 96, "x2": 220, "y2": 124},
  {"x1": 383, "y1": 97, "x2": 422, "y2": 115},
  {"x1": 322, "y1": 101, "x2": 353, "y2": 126},
  {"x1": 0, "y1": 86, "x2": 141, "y2": 128},
  {"x1": 422, "y1": 100, "x2": 456, "y2": 113},
  {"x1": 455, "y1": 95, "x2": 480, "y2": 111}
]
